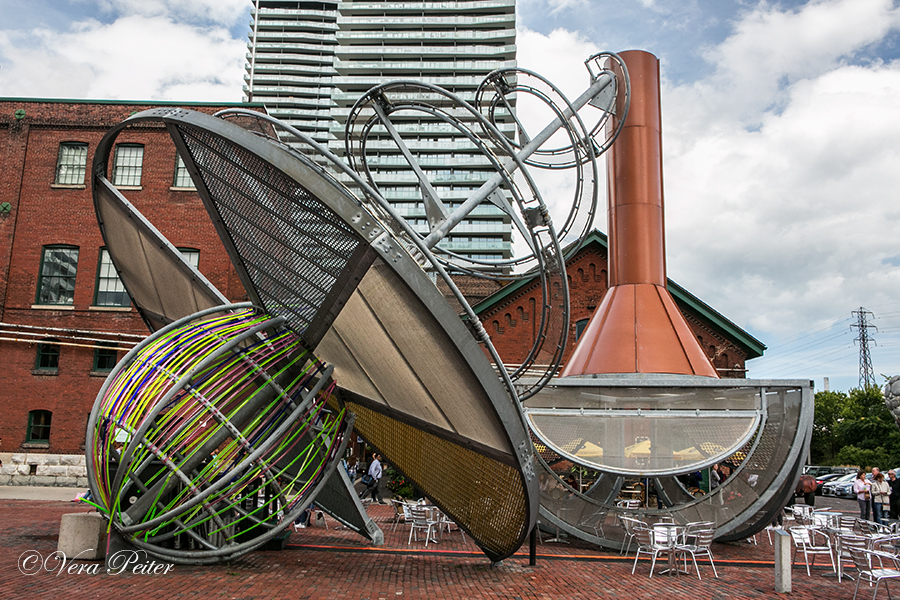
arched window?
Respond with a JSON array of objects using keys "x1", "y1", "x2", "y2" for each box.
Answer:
[
  {"x1": 516, "y1": 306, "x2": 524, "y2": 322},
  {"x1": 492, "y1": 320, "x2": 500, "y2": 334},
  {"x1": 35, "y1": 338, "x2": 61, "y2": 371},
  {"x1": 575, "y1": 318, "x2": 590, "y2": 342},
  {"x1": 27, "y1": 410, "x2": 52, "y2": 444}
]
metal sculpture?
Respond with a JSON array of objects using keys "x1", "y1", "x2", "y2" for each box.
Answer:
[
  {"x1": 86, "y1": 48, "x2": 812, "y2": 564},
  {"x1": 86, "y1": 58, "x2": 628, "y2": 560}
]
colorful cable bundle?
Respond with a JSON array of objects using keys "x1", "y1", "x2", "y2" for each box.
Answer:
[{"x1": 85, "y1": 304, "x2": 348, "y2": 562}]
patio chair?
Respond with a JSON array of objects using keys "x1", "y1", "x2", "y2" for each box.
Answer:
[
  {"x1": 789, "y1": 526, "x2": 836, "y2": 576},
  {"x1": 837, "y1": 532, "x2": 869, "y2": 583},
  {"x1": 631, "y1": 526, "x2": 671, "y2": 577},
  {"x1": 389, "y1": 499, "x2": 410, "y2": 532},
  {"x1": 577, "y1": 508, "x2": 608, "y2": 538},
  {"x1": 619, "y1": 516, "x2": 647, "y2": 556},
  {"x1": 408, "y1": 505, "x2": 439, "y2": 548},
  {"x1": 675, "y1": 524, "x2": 718, "y2": 580},
  {"x1": 849, "y1": 547, "x2": 900, "y2": 600}
]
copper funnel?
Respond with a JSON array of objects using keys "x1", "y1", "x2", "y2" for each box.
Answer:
[{"x1": 561, "y1": 50, "x2": 718, "y2": 378}]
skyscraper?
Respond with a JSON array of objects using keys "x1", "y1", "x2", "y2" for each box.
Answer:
[{"x1": 244, "y1": 0, "x2": 515, "y2": 267}]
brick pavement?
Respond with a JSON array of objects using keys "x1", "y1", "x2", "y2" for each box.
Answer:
[{"x1": 0, "y1": 497, "x2": 873, "y2": 600}]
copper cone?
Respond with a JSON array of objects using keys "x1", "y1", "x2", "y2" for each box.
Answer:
[{"x1": 561, "y1": 50, "x2": 718, "y2": 378}]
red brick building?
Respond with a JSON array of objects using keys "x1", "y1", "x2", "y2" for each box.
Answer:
[
  {"x1": 472, "y1": 230, "x2": 765, "y2": 377},
  {"x1": 0, "y1": 99, "x2": 258, "y2": 462}
]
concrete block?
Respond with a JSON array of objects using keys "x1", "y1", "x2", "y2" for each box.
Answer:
[
  {"x1": 58, "y1": 512, "x2": 106, "y2": 560},
  {"x1": 16, "y1": 465, "x2": 30, "y2": 476},
  {"x1": 0, "y1": 475, "x2": 10, "y2": 485},
  {"x1": 32, "y1": 476, "x2": 56, "y2": 486},
  {"x1": 10, "y1": 475, "x2": 30, "y2": 485},
  {"x1": 38, "y1": 465, "x2": 68, "y2": 477},
  {"x1": 67, "y1": 465, "x2": 87, "y2": 477},
  {"x1": 11, "y1": 453, "x2": 26, "y2": 464},
  {"x1": 774, "y1": 528, "x2": 791, "y2": 593},
  {"x1": 60, "y1": 455, "x2": 84, "y2": 466},
  {"x1": 57, "y1": 477, "x2": 78, "y2": 487},
  {"x1": 76, "y1": 477, "x2": 89, "y2": 487},
  {"x1": 26, "y1": 454, "x2": 49, "y2": 466}
]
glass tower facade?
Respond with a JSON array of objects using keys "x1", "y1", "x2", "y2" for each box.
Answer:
[{"x1": 245, "y1": 0, "x2": 515, "y2": 266}]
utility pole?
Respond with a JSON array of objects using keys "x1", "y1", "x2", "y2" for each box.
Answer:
[{"x1": 851, "y1": 307, "x2": 877, "y2": 389}]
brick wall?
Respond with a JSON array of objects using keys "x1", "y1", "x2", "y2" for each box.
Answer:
[{"x1": 0, "y1": 100, "x2": 258, "y2": 458}]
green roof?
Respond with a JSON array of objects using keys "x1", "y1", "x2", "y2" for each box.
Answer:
[{"x1": 471, "y1": 229, "x2": 766, "y2": 359}]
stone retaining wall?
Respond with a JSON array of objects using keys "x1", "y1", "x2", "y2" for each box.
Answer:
[{"x1": 0, "y1": 453, "x2": 88, "y2": 487}]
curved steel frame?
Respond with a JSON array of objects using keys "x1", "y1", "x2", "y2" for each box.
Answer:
[
  {"x1": 85, "y1": 304, "x2": 351, "y2": 563},
  {"x1": 530, "y1": 377, "x2": 813, "y2": 548}
]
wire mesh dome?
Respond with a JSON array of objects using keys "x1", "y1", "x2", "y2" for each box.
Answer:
[{"x1": 86, "y1": 304, "x2": 350, "y2": 564}]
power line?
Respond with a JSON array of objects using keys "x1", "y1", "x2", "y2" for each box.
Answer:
[{"x1": 851, "y1": 307, "x2": 877, "y2": 388}]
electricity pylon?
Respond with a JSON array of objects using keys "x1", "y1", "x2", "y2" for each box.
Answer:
[{"x1": 851, "y1": 307, "x2": 877, "y2": 389}]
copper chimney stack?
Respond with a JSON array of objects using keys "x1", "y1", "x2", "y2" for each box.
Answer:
[{"x1": 561, "y1": 50, "x2": 718, "y2": 378}]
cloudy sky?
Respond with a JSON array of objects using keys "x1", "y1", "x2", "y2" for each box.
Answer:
[{"x1": 2, "y1": 0, "x2": 900, "y2": 393}]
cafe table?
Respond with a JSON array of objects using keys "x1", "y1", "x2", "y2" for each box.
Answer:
[{"x1": 653, "y1": 522, "x2": 687, "y2": 576}]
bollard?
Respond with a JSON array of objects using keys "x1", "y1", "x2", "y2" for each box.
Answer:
[{"x1": 773, "y1": 528, "x2": 791, "y2": 593}]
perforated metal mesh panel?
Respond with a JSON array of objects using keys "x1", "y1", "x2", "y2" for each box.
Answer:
[
  {"x1": 339, "y1": 398, "x2": 529, "y2": 561},
  {"x1": 175, "y1": 123, "x2": 366, "y2": 347}
]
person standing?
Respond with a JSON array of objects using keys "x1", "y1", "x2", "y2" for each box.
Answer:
[
  {"x1": 889, "y1": 470, "x2": 900, "y2": 519},
  {"x1": 359, "y1": 453, "x2": 384, "y2": 504},
  {"x1": 872, "y1": 472, "x2": 890, "y2": 524},
  {"x1": 344, "y1": 456, "x2": 358, "y2": 483},
  {"x1": 853, "y1": 470, "x2": 872, "y2": 521}
]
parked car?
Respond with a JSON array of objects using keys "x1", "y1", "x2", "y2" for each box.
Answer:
[
  {"x1": 815, "y1": 473, "x2": 843, "y2": 495},
  {"x1": 822, "y1": 473, "x2": 856, "y2": 497}
]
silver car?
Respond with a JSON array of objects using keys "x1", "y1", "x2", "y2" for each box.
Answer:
[{"x1": 822, "y1": 473, "x2": 856, "y2": 497}]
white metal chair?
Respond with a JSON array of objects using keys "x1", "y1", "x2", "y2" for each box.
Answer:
[
  {"x1": 631, "y1": 526, "x2": 672, "y2": 577},
  {"x1": 790, "y1": 526, "x2": 836, "y2": 576},
  {"x1": 849, "y1": 547, "x2": 900, "y2": 600},
  {"x1": 389, "y1": 499, "x2": 410, "y2": 532},
  {"x1": 408, "y1": 505, "x2": 439, "y2": 547},
  {"x1": 619, "y1": 516, "x2": 646, "y2": 556},
  {"x1": 675, "y1": 524, "x2": 718, "y2": 580},
  {"x1": 837, "y1": 532, "x2": 869, "y2": 583}
]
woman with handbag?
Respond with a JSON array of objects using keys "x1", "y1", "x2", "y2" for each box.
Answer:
[
  {"x1": 853, "y1": 470, "x2": 872, "y2": 521},
  {"x1": 872, "y1": 471, "x2": 890, "y2": 524}
]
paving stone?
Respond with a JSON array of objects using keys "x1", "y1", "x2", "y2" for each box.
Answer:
[{"x1": 0, "y1": 497, "x2": 862, "y2": 600}]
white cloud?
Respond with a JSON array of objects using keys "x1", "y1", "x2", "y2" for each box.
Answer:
[
  {"x1": 96, "y1": 0, "x2": 248, "y2": 26},
  {"x1": 0, "y1": 15, "x2": 245, "y2": 101},
  {"x1": 661, "y1": 0, "x2": 900, "y2": 347}
]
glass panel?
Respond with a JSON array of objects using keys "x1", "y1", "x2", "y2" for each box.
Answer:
[
  {"x1": 29, "y1": 411, "x2": 52, "y2": 442},
  {"x1": 178, "y1": 249, "x2": 199, "y2": 269},
  {"x1": 173, "y1": 154, "x2": 194, "y2": 188},
  {"x1": 55, "y1": 143, "x2": 88, "y2": 185},
  {"x1": 36, "y1": 342, "x2": 60, "y2": 370},
  {"x1": 95, "y1": 249, "x2": 129, "y2": 306},
  {"x1": 528, "y1": 413, "x2": 760, "y2": 474},
  {"x1": 525, "y1": 385, "x2": 763, "y2": 411},
  {"x1": 113, "y1": 145, "x2": 144, "y2": 186},
  {"x1": 94, "y1": 344, "x2": 118, "y2": 371},
  {"x1": 38, "y1": 247, "x2": 78, "y2": 305}
]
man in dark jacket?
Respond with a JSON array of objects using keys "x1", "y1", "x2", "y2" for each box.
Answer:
[{"x1": 889, "y1": 470, "x2": 900, "y2": 519}]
